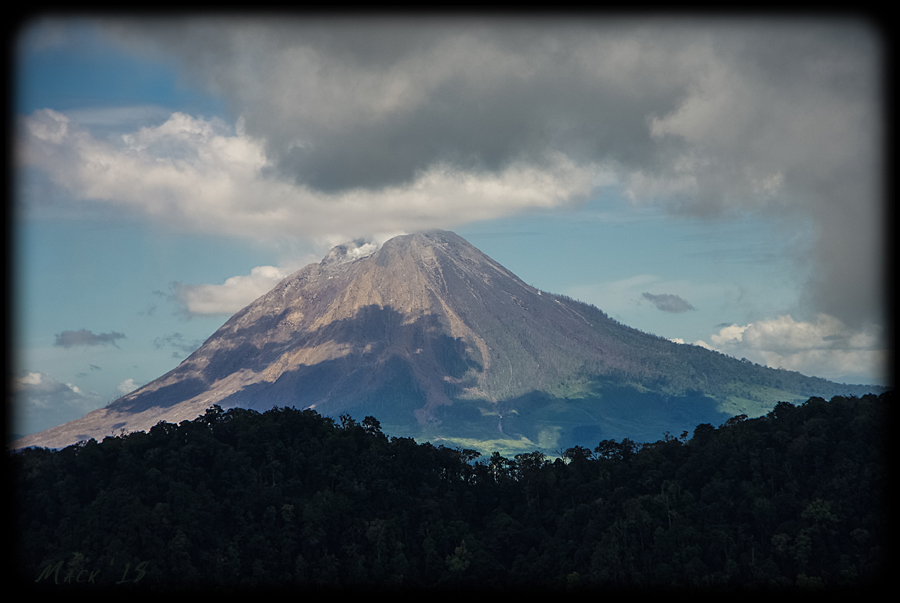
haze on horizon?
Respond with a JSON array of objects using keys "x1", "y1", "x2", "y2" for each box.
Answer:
[{"x1": 12, "y1": 14, "x2": 890, "y2": 439}]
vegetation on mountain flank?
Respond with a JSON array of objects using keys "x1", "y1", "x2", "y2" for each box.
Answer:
[
  {"x1": 15, "y1": 230, "x2": 882, "y2": 453},
  {"x1": 13, "y1": 391, "x2": 889, "y2": 591}
]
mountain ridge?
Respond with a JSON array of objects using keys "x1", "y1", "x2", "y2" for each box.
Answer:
[{"x1": 11, "y1": 229, "x2": 883, "y2": 453}]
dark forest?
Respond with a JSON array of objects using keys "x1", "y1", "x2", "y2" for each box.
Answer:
[{"x1": 13, "y1": 391, "x2": 890, "y2": 592}]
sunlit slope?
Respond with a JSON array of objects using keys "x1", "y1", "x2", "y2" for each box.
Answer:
[{"x1": 12, "y1": 230, "x2": 882, "y2": 452}]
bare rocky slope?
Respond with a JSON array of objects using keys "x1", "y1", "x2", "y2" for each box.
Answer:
[{"x1": 12, "y1": 230, "x2": 882, "y2": 453}]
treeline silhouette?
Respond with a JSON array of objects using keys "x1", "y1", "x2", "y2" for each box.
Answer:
[{"x1": 13, "y1": 391, "x2": 889, "y2": 591}]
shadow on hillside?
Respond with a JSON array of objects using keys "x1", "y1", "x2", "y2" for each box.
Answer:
[{"x1": 429, "y1": 384, "x2": 734, "y2": 453}]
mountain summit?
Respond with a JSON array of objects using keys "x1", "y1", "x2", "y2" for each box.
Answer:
[{"x1": 13, "y1": 230, "x2": 880, "y2": 453}]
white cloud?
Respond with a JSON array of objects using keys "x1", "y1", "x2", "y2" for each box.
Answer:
[
  {"x1": 173, "y1": 265, "x2": 291, "y2": 316},
  {"x1": 12, "y1": 371, "x2": 104, "y2": 437},
  {"x1": 117, "y1": 378, "x2": 139, "y2": 394},
  {"x1": 698, "y1": 314, "x2": 887, "y2": 385},
  {"x1": 65, "y1": 105, "x2": 174, "y2": 131},
  {"x1": 16, "y1": 372, "x2": 44, "y2": 387},
  {"x1": 24, "y1": 108, "x2": 69, "y2": 144},
  {"x1": 709, "y1": 323, "x2": 750, "y2": 347},
  {"x1": 18, "y1": 110, "x2": 605, "y2": 244},
  {"x1": 13, "y1": 371, "x2": 101, "y2": 409}
]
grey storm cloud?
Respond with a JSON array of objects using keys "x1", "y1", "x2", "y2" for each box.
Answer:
[
  {"x1": 54, "y1": 329, "x2": 125, "y2": 348},
  {"x1": 103, "y1": 19, "x2": 693, "y2": 193},
  {"x1": 643, "y1": 292, "x2": 696, "y2": 314},
  {"x1": 90, "y1": 18, "x2": 884, "y2": 331}
]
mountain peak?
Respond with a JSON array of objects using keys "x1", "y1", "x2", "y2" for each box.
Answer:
[
  {"x1": 319, "y1": 230, "x2": 462, "y2": 269},
  {"x1": 321, "y1": 238, "x2": 380, "y2": 267},
  {"x1": 12, "y1": 230, "x2": 881, "y2": 454}
]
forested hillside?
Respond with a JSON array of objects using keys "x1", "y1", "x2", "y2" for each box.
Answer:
[{"x1": 13, "y1": 391, "x2": 889, "y2": 591}]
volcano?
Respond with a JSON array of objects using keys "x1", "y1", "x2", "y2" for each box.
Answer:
[{"x1": 12, "y1": 230, "x2": 880, "y2": 454}]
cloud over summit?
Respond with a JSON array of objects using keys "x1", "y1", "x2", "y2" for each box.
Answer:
[{"x1": 20, "y1": 17, "x2": 886, "y2": 336}]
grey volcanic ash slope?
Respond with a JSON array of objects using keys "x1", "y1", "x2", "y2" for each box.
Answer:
[{"x1": 13, "y1": 230, "x2": 880, "y2": 452}]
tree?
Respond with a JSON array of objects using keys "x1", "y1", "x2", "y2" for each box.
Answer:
[{"x1": 361, "y1": 416, "x2": 382, "y2": 434}]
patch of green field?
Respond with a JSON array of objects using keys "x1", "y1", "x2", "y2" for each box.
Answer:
[
  {"x1": 536, "y1": 426, "x2": 562, "y2": 449},
  {"x1": 432, "y1": 435, "x2": 539, "y2": 458},
  {"x1": 718, "y1": 383, "x2": 810, "y2": 417},
  {"x1": 370, "y1": 375, "x2": 828, "y2": 457}
]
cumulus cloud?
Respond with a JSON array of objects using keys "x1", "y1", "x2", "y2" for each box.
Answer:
[
  {"x1": 54, "y1": 329, "x2": 125, "y2": 348},
  {"x1": 12, "y1": 371, "x2": 104, "y2": 437},
  {"x1": 19, "y1": 18, "x2": 885, "y2": 334},
  {"x1": 18, "y1": 109, "x2": 603, "y2": 243},
  {"x1": 64, "y1": 104, "x2": 173, "y2": 130},
  {"x1": 172, "y1": 265, "x2": 291, "y2": 316},
  {"x1": 117, "y1": 378, "x2": 139, "y2": 395},
  {"x1": 695, "y1": 314, "x2": 888, "y2": 385},
  {"x1": 642, "y1": 292, "x2": 696, "y2": 313}
]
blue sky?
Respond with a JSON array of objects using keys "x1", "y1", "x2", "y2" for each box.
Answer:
[{"x1": 11, "y1": 16, "x2": 889, "y2": 439}]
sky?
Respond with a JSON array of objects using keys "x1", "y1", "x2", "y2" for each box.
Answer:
[{"x1": 10, "y1": 14, "x2": 891, "y2": 439}]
